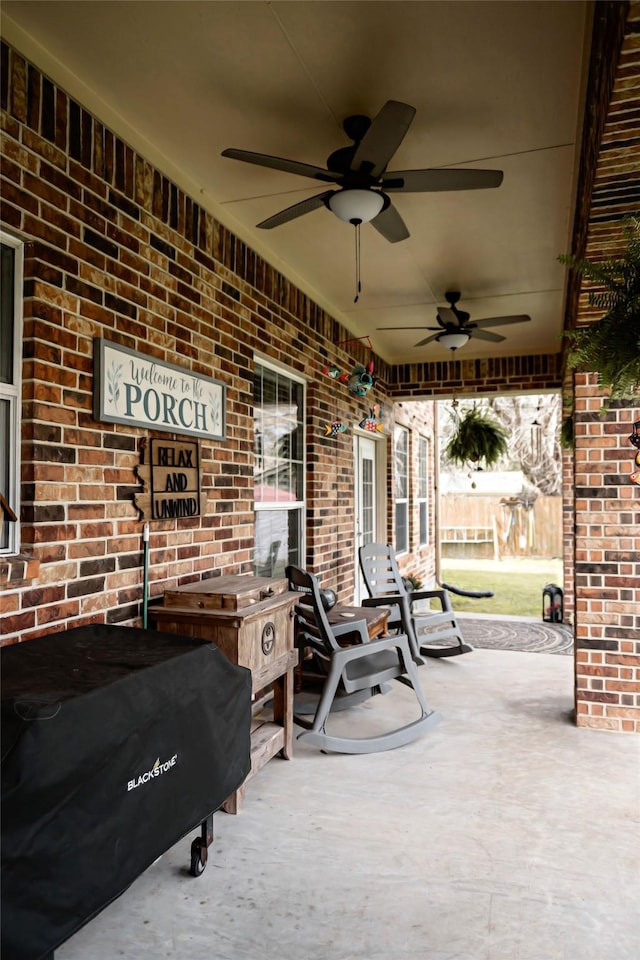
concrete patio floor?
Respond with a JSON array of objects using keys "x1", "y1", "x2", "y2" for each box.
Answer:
[{"x1": 58, "y1": 648, "x2": 639, "y2": 960}]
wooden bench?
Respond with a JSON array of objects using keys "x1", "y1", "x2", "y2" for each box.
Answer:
[{"x1": 441, "y1": 524, "x2": 497, "y2": 559}]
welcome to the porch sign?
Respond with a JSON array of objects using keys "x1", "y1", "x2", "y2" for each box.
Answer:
[{"x1": 93, "y1": 338, "x2": 226, "y2": 441}]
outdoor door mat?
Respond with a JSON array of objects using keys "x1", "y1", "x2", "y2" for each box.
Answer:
[{"x1": 459, "y1": 619, "x2": 573, "y2": 655}]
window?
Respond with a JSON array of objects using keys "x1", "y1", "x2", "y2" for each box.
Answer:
[
  {"x1": 418, "y1": 435, "x2": 429, "y2": 546},
  {"x1": 253, "y1": 361, "x2": 305, "y2": 578},
  {"x1": 394, "y1": 425, "x2": 409, "y2": 554},
  {"x1": 0, "y1": 232, "x2": 23, "y2": 556}
]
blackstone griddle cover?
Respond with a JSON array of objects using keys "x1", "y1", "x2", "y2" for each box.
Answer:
[{"x1": 1, "y1": 624, "x2": 252, "y2": 960}]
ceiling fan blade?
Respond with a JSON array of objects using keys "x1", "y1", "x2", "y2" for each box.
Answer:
[
  {"x1": 382, "y1": 167, "x2": 504, "y2": 192},
  {"x1": 414, "y1": 332, "x2": 441, "y2": 347},
  {"x1": 350, "y1": 101, "x2": 416, "y2": 178},
  {"x1": 256, "y1": 191, "x2": 334, "y2": 229},
  {"x1": 437, "y1": 307, "x2": 458, "y2": 324},
  {"x1": 222, "y1": 148, "x2": 339, "y2": 183},
  {"x1": 471, "y1": 329, "x2": 506, "y2": 342},
  {"x1": 472, "y1": 315, "x2": 531, "y2": 328},
  {"x1": 370, "y1": 201, "x2": 410, "y2": 243},
  {"x1": 377, "y1": 326, "x2": 433, "y2": 331}
]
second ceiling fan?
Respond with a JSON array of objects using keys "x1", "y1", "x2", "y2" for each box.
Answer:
[
  {"x1": 222, "y1": 100, "x2": 503, "y2": 243},
  {"x1": 378, "y1": 292, "x2": 531, "y2": 350}
]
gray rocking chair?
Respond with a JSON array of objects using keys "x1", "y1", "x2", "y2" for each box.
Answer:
[
  {"x1": 286, "y1": 564, "x2": 441, "y2": 754},
  {"x1": 359, "y1": 543, "x2": 492, "y2": 659}
]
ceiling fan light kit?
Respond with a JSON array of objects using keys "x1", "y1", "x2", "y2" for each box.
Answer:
[
  {"x1": 437, "y1": 332, "x2": 470, "y2": 351},
  {"x1": 328, "y1": 189, "x2": 385, "y2": 224}
]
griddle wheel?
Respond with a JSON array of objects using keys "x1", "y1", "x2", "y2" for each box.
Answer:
[{"x1": 190, "y1": 837, "x2": 207, "y2": 877}]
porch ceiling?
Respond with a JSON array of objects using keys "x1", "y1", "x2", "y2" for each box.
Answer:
[{"x1": 2, "y1": 1, "x2": 592, "y2": 364}]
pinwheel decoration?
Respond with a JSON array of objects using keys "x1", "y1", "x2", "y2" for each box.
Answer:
[
  {"x1": 346, "y1": 361, "x2": 377, "y2": 397},
  {"x1": 322, "y1": 336, "x2": 378, "y2": 396}
]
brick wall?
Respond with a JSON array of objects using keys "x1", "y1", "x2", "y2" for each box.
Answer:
[
  {"x1": 569, "y1": 1, "x2": 640, "y2": 732},
  {"x1": 388, "y1": 354, "x2": 563, "y2": 398}
]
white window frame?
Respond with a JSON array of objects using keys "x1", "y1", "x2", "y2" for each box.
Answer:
[
  {"x1": 253, "y1": 357, "x2": 306, "y2": 574},
  {"x1": 394, "y1": 425, "x2": 409, "y2": 555},
  {"x1": 0, "y1": 230, "x2": 23, "y2": 556},
  {"x1": 418, "y1": 435, "x2": 429, "y2": 547}
]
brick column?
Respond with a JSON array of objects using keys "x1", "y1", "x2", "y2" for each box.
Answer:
[{"x1": 573, "y1": 375, "x2": 640, "y2": 731}]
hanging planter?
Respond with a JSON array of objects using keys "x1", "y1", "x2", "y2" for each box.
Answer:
[
  {"x1": 444, "y1": 404, "x2": 509, "y2": 469},
  {"x1": 559, "y1": 216, "x2": 640, "y2": 407}
]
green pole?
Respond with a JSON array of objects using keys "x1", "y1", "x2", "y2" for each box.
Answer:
[{"x1": 142, "y1": 522, "x2": 149, "y2": 629}]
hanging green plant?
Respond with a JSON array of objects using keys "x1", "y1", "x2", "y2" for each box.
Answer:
[
  {"x1": 559, "y1": 216, "x2": 640, "y2": 406},
  {"x1": 444, "y1": 404, "x2": 509, "y2": 468}
]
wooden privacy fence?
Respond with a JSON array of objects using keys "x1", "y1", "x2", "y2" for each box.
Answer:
[{"x1": 440, "y1": 495, "x2": 562, "y2": 559}]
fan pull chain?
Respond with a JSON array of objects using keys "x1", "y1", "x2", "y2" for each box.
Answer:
[{"x1": 354, "y1": 221, "x2": 362, "y2": 303}]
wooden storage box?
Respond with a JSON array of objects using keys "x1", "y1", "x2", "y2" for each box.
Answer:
[
  {"x1": 156, "y1": 577, "x2": 294, "y2": 675},
  {"x1": 149, "y1": 575, "x2": 298, "y2": 814},
  {"x1": 163, "y1": 575, "x2": 289, "y2": 613}
]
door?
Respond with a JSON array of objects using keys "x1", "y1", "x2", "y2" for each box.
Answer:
[{"x1": 354, "y1": 434, "x2": 380, "y2": 604}]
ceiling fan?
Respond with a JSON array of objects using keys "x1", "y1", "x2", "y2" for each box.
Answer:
[
  {"x1": 378, "y1": 292, "x2": 531, "y2": 350},
  {"x1": 222, "y1": 100, "x2": 503, "y2": 243}
]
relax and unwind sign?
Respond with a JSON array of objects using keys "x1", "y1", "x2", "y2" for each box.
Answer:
[
  {"x1": 94, "y1": 338, "x2": 225, "y2": 440},
  {"x1": 148, "y1": 439, "x2": 201, "y2": 519}
]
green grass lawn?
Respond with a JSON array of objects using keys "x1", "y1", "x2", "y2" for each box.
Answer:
[{"x1": 439, "y1": 558, "x2": 564, "y2": 617}]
